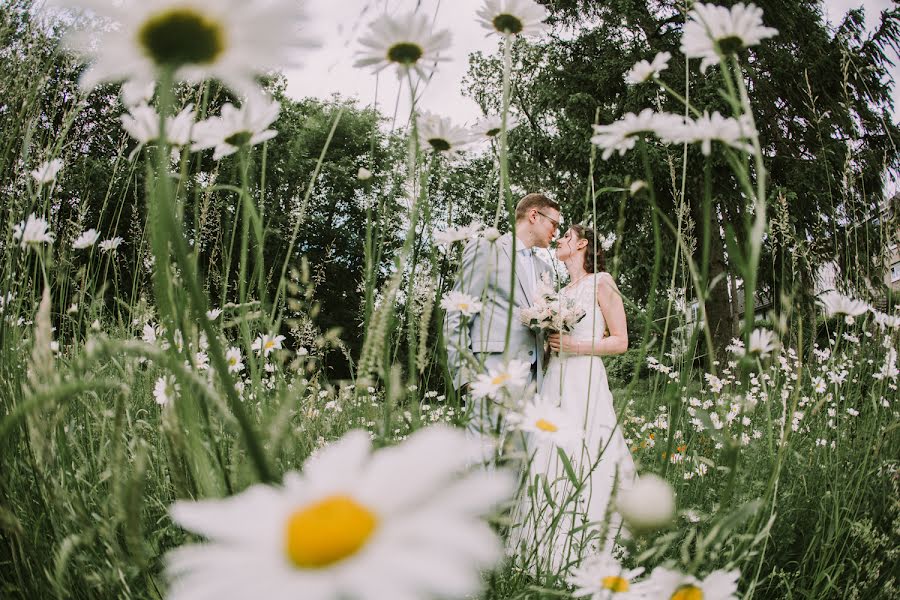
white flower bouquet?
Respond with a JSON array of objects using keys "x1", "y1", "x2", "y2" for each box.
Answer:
[{"x1": 519, "y1": 288, "x2": 585, "y2": 334}]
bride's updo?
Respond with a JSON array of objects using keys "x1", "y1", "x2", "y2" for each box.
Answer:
[{"x1": 570, "y1": 224, "x2": 606, "y2": 274}]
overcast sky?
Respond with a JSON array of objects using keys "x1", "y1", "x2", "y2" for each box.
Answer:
[{"x1": 286, "y1": 0, "x2": 899, "y2": 127}]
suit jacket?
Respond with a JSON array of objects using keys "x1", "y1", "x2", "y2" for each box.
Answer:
[{"x1": 443, "y1": 232, "x2": 554, "y2": 389}]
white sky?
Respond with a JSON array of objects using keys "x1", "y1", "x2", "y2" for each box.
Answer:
[{"x1": 288, "y1": 0, "x2": 899, "y2": 126}]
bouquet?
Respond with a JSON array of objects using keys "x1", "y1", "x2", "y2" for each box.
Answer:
[{"x1": 519, "y1": 288, "x2": 586, "y2": 334}]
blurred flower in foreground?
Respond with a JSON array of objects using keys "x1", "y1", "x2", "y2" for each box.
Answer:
[
  {"x1": 418, "y1": 112, "x2": 474, "y2": 156},
  {"x1": 477, "y1": 0, "x2": 549, "y2": 38},
  {"x1": 615, "y1": 474, "x2": 675, "y2": 533},
  {"x1": 483, "y1": 227, "x2": 502, "y2": 242},
  {"x1": 54, "y1": 0, "x2": 318, "y2": 97},
  {"x1": 12, "y1": 214, "x2": 54, "y2": 248},
  {"x1": 99, "y1": 237, "x2": 124, "y2": 253},
  {"x1": 252, "y1": 333, "x2": 285, "y2": 357},
  {"x1": 355, "y1": 11, "x2": 452, "y2": 80},
  {"x1": 746, "y1": 328, "x2": 778, "y2": 358},
  {"x1": 153, "y1": 374, "x2": 179, "y2": 406},
  {"x1": 568, "y1": 553, "x2": 649, "y2": 599},
  {"x1": 192, "y1": 95, "x2": 279, "y2": 160},
  {"x1": 72, "y1": 228, "x2": 100, "y2": 249},
  {"x1": 817, "y1": 291, "x2": 869, "y2": 320},
  {"x1": 625, "y1": 51, "x2": 671, "y2": 84},
  {"x1": 356, "y1": 167, "x2": 373, "y2": 181},
  {"x1": 470, "y1": 358, "x2": 530, "y2": 400},
  {"x1": 440, "y1": 291, "x2": 483, "y2": 317},
  {"x1": 645, "y1": 566, "x2": 740, "y2": 600},
  {"x1": 681, "y1": 2, "x2": 778, "y2": 73},
  {"x1": 166, "y1": 426, "x2": 514, "y2": 600},
  {"x1": 434, "y1": 224, "x2": 482, "y2": 247},
  {"x1": 472, "y1": 114, "x2": 520, "y2": 140},
  {"x1": 121, "y1": 79, "x2": 155, "y2": 107},
  {"x1": 121, "y1": 103, "x2": 196, "y2": 158},
  {"x1": 507, "y1": 395, "x2": 583, "y2": 450},
  {"x1": 30, "y1": 159, "x2": 63, "y2": 184}
]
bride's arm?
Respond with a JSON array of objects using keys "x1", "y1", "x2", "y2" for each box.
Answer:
[{"x1": 547, "y1": 273, "x2": 628, "y2": 356}]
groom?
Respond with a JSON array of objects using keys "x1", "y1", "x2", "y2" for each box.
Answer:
[{"x1": 444, "y1": 192, "x2": 561, "y2": 399}]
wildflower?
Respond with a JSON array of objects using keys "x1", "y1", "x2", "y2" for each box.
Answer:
[
  {"x1": 153, "y1": 375, "x2": 179, "y2": 406},
  {"x1": 30, "y1": 159, "x2": 63, "y2": 184},
  {"x1": 817, "y1": 291, "x2": 868, "y2": 319},
  {"x1": 746, "y1": 328, "x2": 777, "y2": 358},
  {"x1": 506, "y1": 395, "x2": 583, "y2": 450},
  {"x1": 472, "y1": 114, "x2": 519, "y2": 139},
  {"x1": 440, "y1": 291, "x2": 483, "y2": 317},
  {"x1": 629, "y1": 180, "x2": 647, "y2": 195},
  {"x1": 121, "y1": 103, "x2": 195, "y2": 157},
  {"x1": 435, "y1": 224, "x2": 482, "y2": 247},
  {"x1": 356, "y1": 167, "x2": 372, "y2": 181},
  {"x1": 872, "y1": 310, "x2": 900, "y2": 329},
  {"x1": 55, "y1": 0, "x2": 318, "y2": 97},
  {"x1": 482, "y1": 227, "x2": 501, "y2": 242},
  {"x1": 705, "y1": 373, "x2": 724, "y2": 393},
  {"x1": 121, "y1": 79, "x2": 155, "y2": 107},
  {"x1": 590, "y1": 109, "x2": 684, "y2": 160},
  {"x1": 476, "y1": 0, "x2": 549, "y2": 38},
  {"x1": 72, "y1": 228, "x2": 100, "y2": 249},
  {"x1": 647, "y1": 567, "x2": 740, "y2": 600},
  {"x1": 12, "y1": 214, "x2": 54, "y2": 248},
  {"x1": 470, "y1": 359, "x2": 530, "y2": 400},
  {"x1": 194, "y1": 351, "x2": 210, "y2": 371},
  {"x1": 846, "y1": 407, "x2": 859, "y2": 417},
  {"x1": 355, "y1": 11, "x2": 452, "y2": 80},
  {"x1": 672, "y1": 111, "x2": 755, "y2": 155},
  {"x1": 166, "y1": 426, "x2": 514, "y2": 600},
  {"x1": 567, "y1": 553, "x2": 648, "y2": 599},
  {"x1": 205, "y1": 308, "x2": 222, "y2": 320},
  {"x1": 252, "y1": 333, "x2": 285, "y2": 357},
  {"x1": 417, "y1": 111, "x2": 473, "y2": 155},
  {"x1": 681, "y1": 2, "x2": 778, "y2": 73},
  {"x1": 615, "y1": 474, "x2": 675, "y2": 533},
  {"x1": 225, "y1": 347, "x2": 244, "y2": 373},
  {"x1": 192, "y1": 95, "x2": 279, "y2": 160},
  {"x1": 99, "y1": 237, "x2": 124, "y2": 252},
  {"x1": 625, "y1": 51, "x2": 671, "y2": 84},
  {"x1": 874, "y1": 348, "x2": 899, "y2": 381}
]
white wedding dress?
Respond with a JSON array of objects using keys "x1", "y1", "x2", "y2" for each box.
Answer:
[{"x1": 509, "y1": 273, "x2": 636, "y2": 575}]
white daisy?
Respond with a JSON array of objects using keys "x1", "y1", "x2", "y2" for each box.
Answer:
[
  {"x1": 590, "y1": 109, "x2": 684, "y2": 160},
  {"x1": 54, "y1": 0, "x2": 318, "y2": 97},
  {"x1": 614, "y1": 474, "x2": 675, "y2": 533},
  {"x1": 120, "y1": 78, "x2": 155, "y2": 107},
  {"x1": 681, "y1": 2, "x2": 778, "y2": 73},
  {"x1": 506, "y1": 394, "x2": 583, "y2": 450},
  {"x1": 30, "y1": 158, "x2": 64, "y2": 184},
  {"x1": 567, "y1": 553, "x2": 649, "y2": 599},
  {"x1": 625, "y1": 51, "x2": 671, "y2": 84},
  {"x1": 99, "y1": 237, "x2": 124, "y2": 252},
  {"x1": 470, "y1": 358, "x2": 531, "y2": 400},
  {"x1": 817, "y1": 291, "x2": 869, "y2": 318},
  {"x1": 356, "y1": 167, "x2": 373, "y2": 181},
  {"x1": 482, "y1": 227, "x2": 502, "y2": 242},
  {"x1": 121, "y1": 102, "x2": 195, "y2": 155},
  {"x1": 72, "y1": 228, "x2": 100, "y2": 249},
  {"x1": 440, "y1": 291, "x2": 483, "y2": 317},
  {"x1": 154, "y1": 374, "x2": 179, "y2": 406},
  {"x1": 645, "y1": 567, "x2": 740, "y2": 600},
  {"x1": 12, "y1": 214, "x2": 54, "y2": 248},
  {"x1": 225, "y1": 346, "x2": 244, "y2": 373},
  {"x1": 472, "y1": 114, "x2": 520, "y2": 139},
  {"x1": 874, "y1": 348, "x2": 898, "y2": 382},
  {"x1": 165, "y1": 426, "x2": 514, "y2": 600},
  {"x1": 872, "y1": 310, "x2": 900, "y2": 329},
  {"x1": 434, "y1": 224, "x2": 482, "y2": 247},
  {"x1": 192, "y1": 95, "x2": 279, "y2": 160},
  {"x1": 206, "y1": 308, "x2": 222, "y2": 321},
  {"x1": 746, "y1": 328, "x2": 777, "y2": 358},
  {"x1": 252, "y1": 333, "x2": 285, "y2": 357},
  {"x1": 417, "y1": 111, "x2": 474, "y2": 155},
  {"x1": 355, "y1": 11, "x2": 452, "y2": 80},
  {"x1": 476, "y1": 0, "x2": 549, "y2": 37},
  {"x1": 671, "y1": 111, "x2": 755, "y2": 155}
]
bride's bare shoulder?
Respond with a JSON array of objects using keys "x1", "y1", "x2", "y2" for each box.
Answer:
[{"x1": 594, "y1": 272, "x2": 620, "y2": 294}]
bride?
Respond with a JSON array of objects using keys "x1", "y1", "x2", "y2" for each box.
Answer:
[{"x1": 509, "y1": 224, "x2": 636, "y2": 575}]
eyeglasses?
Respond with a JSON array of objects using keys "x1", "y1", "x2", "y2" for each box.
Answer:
[{"x1": 536, "y1": 211, "x2": 561, "y2": 230}]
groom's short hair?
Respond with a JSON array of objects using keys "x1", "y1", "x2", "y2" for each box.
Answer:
[{"x1": 515, "y1": 193, "x2": 560, "y2": 222}]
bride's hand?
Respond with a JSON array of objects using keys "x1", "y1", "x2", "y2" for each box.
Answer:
[{"x1": 548, "y1": 332, "x2": 565, "y2": 353}]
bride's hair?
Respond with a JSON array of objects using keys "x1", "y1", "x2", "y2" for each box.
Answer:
[{"x1": 570, "y1": 224, "x2": 606, "y2": 273}]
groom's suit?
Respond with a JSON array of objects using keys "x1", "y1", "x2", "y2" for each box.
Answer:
[{"x1": 444, "y1": 232, "x2": 553, "y2": 390}]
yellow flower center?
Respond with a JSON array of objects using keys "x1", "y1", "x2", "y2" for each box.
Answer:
[
  {"x1": 428, "y1": 137, "x2": 452, "y2": 152},
  {"x1": 387, "y1": 42, "x2": 423, "y2": 64},
  {"x1": 602, "y1": 575, "x2": 630, "y2": 592},
  {"x1": 671, "y1": 584, "x2": 704, "y2": 600},
  {"x1": 265, "y1": 340, "x2": 275, "y2": 349},
  {"x1": 138, "y1": 9, "x2": 225, "y2": 68},
  {"x1": 492, "y1": 13, "x2": 524, "y2": 34},
  {"x1": 225, "y1": 131, "x2": 253, "y2": 147},
  {"x1": 284, "y1": 495, "x2": 377, "y2": 568},
  {"x1": 458, "y1": 302, "x2": 470, "y2": 311},
  {"x1": 717, "y1": 35, "x2": 744, "y2": 55},
  {"x1": 535, "y1": 418, "x2": 558, "y2": 432},
  {"x1": 491, "y1": 373, "x2": 511, "y2": 386}
]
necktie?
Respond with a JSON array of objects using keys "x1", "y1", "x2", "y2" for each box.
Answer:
[{"x1": 518, "y1": 247, "x2": 534, "y2": 293}]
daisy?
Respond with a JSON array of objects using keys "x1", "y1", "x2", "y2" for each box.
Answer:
[
  {"x1": 12, "y1": 214, "x2": 54, "y2": 248},
  {"x1": 434, "y1": 224, "x2": 482, "y2": 247},
  {"x1": 874, "y1": 348, "x2": 898, "y2": 382},
  {"x1": 417, "y1": 111, "x2": 473, "y2": 155},
  {"x1": 30, "y1": 158, "x2": 63, "y2": 184},
  {"x1": 506, "y1": 394, "x2": 583, "y2": 450},
  {"x1": 476, "y1": 0, "x2": 549, "y2": 37},
  {"x1": 72, "y1": 228, "x2": 100, "y2": 249},
  {"x1": 54, "y1": 0, "x2": 318, "y2": 97},
  {"x1": 357, "y1": 167, "x2": 373, "y2": 181},
  {"x1": 440, "y1": 291, "x2": 483, "y2": 317},
  {"x1": 121, "y1": 102, "x2": 195, "y2": 156},
  {"x1": 120, "y1": 79, "x2": 155, "y2": 107},
  {"x1": 99, "y1": 237, "x2": 124, "y2": 252},
  {"x1": 681, "y1": 3, "x2": 778, "y2": 73},
  {"x1": 192, "y1": 95, "x2": 279, "y2": 160},
  {"x1": 482, "y1": 227, "x2": 502, "y2": 242},
  {"x1": 568, "y1": 553, "x2": 648, "y2": 599},
  {"x1": 165, "y1": 426, "x2": 514, "y2": 600},
  {"x1": 645, "y1": 567, "x2": 740, "y2": 600},
  {"x1": 252, "y1": 333, "x2": 285, "y2": 357},
  {"x1": 872, "y1": 310, "x2": 900, "y2": 329},
  {"x1": 746, "y1": 328, "x2": 777, "y2": 358},
  {"x1": 206, "y1": 308, "x2": 222, "y2": 321},
  {"x1": 590, "y1": 109, "x2": 684, "y2": 160},
  {"x1": 355, "y1": 11, "x2": 452, "y2": 80},
  {"x1": 225, "y1": 346, "x2": 244, "y2": 373},
  {"x1": 470, "y1": 358, "x2": 531, "y2": 400},
  {"x1": 154, "y1": 374, "x2": 179, "y2": 406},
  {"x1": 472, "y1": 114, "x2": 519, "y2": 139},
  {"x1": 817, "y1": 291, "x2": 869, "y2": 319},
  {"x1": 614, "y1": 474, "x2": 675, "y2": 533},
  {"x1": 671, "y1": 111, "x2": 754, "y2": 155},
  {"x1": 625, "y1": 51, "x2": 671, "y2": 84}
]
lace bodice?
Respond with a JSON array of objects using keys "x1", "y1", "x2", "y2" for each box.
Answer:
[{"x1": 561, "y1": 273, "x2": 606, "y2": 342}]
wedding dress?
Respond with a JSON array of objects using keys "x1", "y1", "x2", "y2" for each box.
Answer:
[{"x1": 508, "y1": 272, "x2": 636, "y2": 575}]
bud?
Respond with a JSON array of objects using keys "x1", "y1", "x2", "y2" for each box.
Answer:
[
  {"x1": 629, "y1": 180, "x2": 647, "y2": 196},
  {"x1": 357, "y1": 167, "x2": 373, "y2": 181},
  {"x1": 483, "y1": 227, "x2": 501, "y2": 242},
  {"x1": 615, "y1": 474, "x2": 675, "y2": 533}
]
